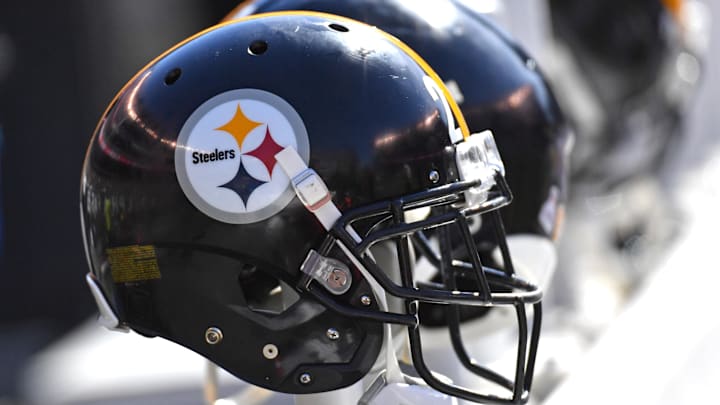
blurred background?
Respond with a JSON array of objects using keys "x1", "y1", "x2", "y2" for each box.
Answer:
[
  {"x1": 0, "y1": 0, "x2": 718, "y2": 404},
  {"x1": 0, "y1": 0, "x2": 238, "y2": 400}
]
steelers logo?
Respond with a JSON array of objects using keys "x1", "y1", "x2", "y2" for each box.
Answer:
[{"x1": 175, "y1": 89, "x2": 310, "y2": 224}]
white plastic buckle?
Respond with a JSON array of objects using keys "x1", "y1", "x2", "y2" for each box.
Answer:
[
  {"x1": 291, "y1": 169, "x2": 332, "y2": 212},
  {"x1": 275, "y1": 146, "x2": 342, "y2": 231}
]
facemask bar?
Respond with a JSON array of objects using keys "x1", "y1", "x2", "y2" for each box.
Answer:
[
  {"x1": 395, "y1": 182, "x2": 540, "y2": 404},
  {"x1": 299, "y1": 175, "x2": 540, "y2": 316},
  {"x1": 408, "y1": 174, "x2": 540, "y2": 403},
  {"x1": 437, "y1": 211, "x2": 541, "y2": 403},
  {"x1": 296, "y1": 171, "x2": 542, "y2": 404}
]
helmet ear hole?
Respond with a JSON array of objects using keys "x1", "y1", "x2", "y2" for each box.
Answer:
[
  {"x1": 237, "y1": 263, "x2": 298, "y2": 315},
  {"x1": 248, "y1": 40, "x2": 268, "y2": 55},
  {"x1": 164, "y1": 68, "x2": 182, "y2": 85}
]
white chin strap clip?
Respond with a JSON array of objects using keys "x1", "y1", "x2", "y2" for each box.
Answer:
[{"x1": 275, "y1": 147, "x2": 342, "y2": 231}]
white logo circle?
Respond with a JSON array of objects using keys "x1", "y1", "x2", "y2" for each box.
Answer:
[{"x1": 175, "y1": 89, "x2": 309, "y2": 224}]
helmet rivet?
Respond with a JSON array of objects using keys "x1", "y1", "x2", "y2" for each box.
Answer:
[
  {"x1": 429, "y1": 170, "x2": 440, "y2": 183},
  {"x1": 262, "y1": 343, "x2": 279, "y2": 359},
  {"x1": 328, "y1": 268, "x2": 348, "y2": 289},
  {"x1": 205, "y1": 327, "x2": 223, "y2": 345},
  {"x1": 326, "y1": 328, "x2": 340, "y2": 340},
  {"x1": 299, "y1": 373, "x2": 312, "y2": 384},
  {"x1": 360, "y1": 295, "x2": 372, "y2": 306}
]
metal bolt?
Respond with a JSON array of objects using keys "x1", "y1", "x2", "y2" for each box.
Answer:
[
  {"x1": 205, "y1": 327, "x2": 223, "y2": 345},
  {"x1": 328, "y1": 268, "x2": 348, "y2": 289},
  {"x1": 262, "y1": 343, "x2": 279, "y2": 359},
  {"x1": 299, "y1": 373, "x2": 312, "y2": 384},
  {"x1": 428, "y1": 170, "x2": 440, "y2": 183},
  {"x1": 326, "y1": 328, "x2": 340, "y2": 340},
  {"x1": 360, "y1": 295, "x2": 372, "y2": 306}
]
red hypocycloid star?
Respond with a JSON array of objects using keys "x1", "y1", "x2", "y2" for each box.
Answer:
[{"x1": 244, "y1": 126, "x2": 284, "y2": 177}]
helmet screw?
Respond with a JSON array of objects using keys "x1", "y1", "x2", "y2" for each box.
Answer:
[
  {"x1": 262, "y1": 343, "x2": 279, "y2": 359},
  {"x1": 328, "y1": 268, "x2": 348, "y2": 290},
  {"x1": 360, "y1": 295, "x2": 372, "y2": 306},
  {"x1": 428, "y1": 170, "x2": 440, "y2": 183},
  {"x1": 299, "y1": 373, "x2": 312, "y2": 385},
  {"x1": 326, "y1": 328, "x2": 340, "y2": 340},
  {"x1": 205, "y1": 327, "x2": 223, "y2": 345}
]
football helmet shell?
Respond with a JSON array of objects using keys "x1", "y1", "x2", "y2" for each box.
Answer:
[{"x1": 81, "y1": 11, "x2": 538, "y2": 399}]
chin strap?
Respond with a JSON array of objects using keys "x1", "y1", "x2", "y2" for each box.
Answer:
[
  {"x1": 274, "y1": 147, "x2": 342, "y2": 230},
  {"x1": 275, "y1": 146, "x2": 404, "y2": 385}
]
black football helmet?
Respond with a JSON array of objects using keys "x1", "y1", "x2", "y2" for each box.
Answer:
[
  {"x1": 81, "y1": 11, "x2": 540, "y2": 403},
  {"x1": 227, "y1": 0, "x2": 572, "y2": 402}
]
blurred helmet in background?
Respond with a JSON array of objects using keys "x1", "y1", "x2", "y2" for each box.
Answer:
[{"x1": 548, "y1": 0, "x2": 708, "y2": 188}]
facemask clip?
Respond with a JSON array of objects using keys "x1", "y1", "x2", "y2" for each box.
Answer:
[{"x1": 300, "y1": 250, "x2": 353, "y2": 295}]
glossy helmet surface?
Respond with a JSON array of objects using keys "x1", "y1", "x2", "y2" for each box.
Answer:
[
  {"x1": 229, "y1": 0, "x2": 571, "y2": 240},
  {"x1": 227, "y1": 1, "x2": 571, "y2": 402},
  {"x1": 81, "y1": 11, "x2": 539, "y2": 402}
]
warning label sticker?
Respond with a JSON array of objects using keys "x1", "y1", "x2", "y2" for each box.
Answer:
[{"x1": 106, "y1": 245, "x2": 161, "y2": 283}]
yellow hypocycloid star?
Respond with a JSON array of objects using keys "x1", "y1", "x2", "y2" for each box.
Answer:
[{"x1": 215, "y1": 103, "x2": 262, "y2": 148}]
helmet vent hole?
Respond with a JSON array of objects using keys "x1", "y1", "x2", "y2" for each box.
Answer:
[
  {"x1": 164, "y1": 68, "x2": 182, "y2": 85},
  {"x1": 248, "y1": 40, "x2": 268, "y2": 55},
  {"x1": 328, "y1": 23, "x2": 349, "y2": 32}
]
